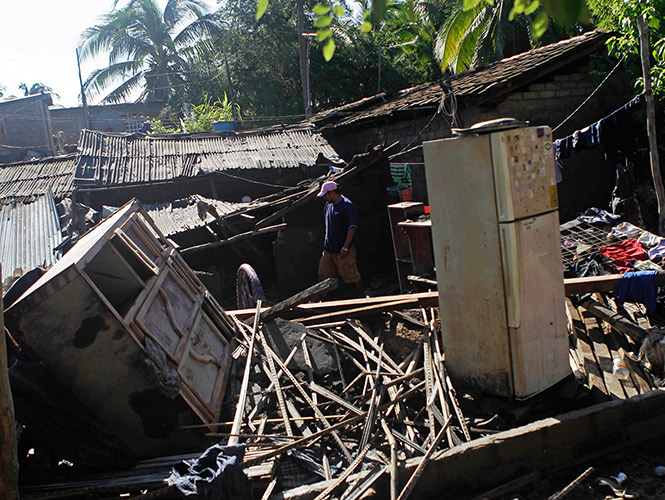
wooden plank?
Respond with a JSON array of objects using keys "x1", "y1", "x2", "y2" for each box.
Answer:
[
  {"x1": 299, "y1": 298, "x2": 418, "y2": 324},
  {"x1": 604, "y1": 328, "x2": 639, "y2": 398},
  {"x1": 580, "y1": 299, "x2": 647, "y2": 344},
  {"x1": 396, "y1": 418, "x2": 451, "y2": 500},
  {"x1": 564, "y1": 272, "x2": 665, "y2": 295},
  {"x1": 568, "y1": 303, "x2": 608, "y2": 396},
  {"x1": 227, "y1": 291, "x2": 439, "y2": 320},
  {"x1": 581, "y1": 309, "x2": 626, "y2": 400},
  {"x1": 261, "y1": 278, "x2": 338, "y2": 322},
  {"x1": 380, "y1": 418, "x2": 399, "y2": 500},
  {"x1": 228, "y1": 301, "x2": 262, "y2": 446},
  {"x1": 620, "y1": 347, "x2": 654, "y2": 395},
  {"x1": 0, "y1": 264, "x2": 19, "y2": 500}
]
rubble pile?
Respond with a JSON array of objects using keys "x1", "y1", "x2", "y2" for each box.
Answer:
[{"x1": 215, "y1": 306, "x2": 470, "y2": 499}]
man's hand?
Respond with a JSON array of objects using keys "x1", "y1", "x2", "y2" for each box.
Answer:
[{"x1": 339, "y1": 247, "x2": 349, "y2": 259}]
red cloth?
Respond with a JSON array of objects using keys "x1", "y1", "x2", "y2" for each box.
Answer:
[{"x1": 599, "y1": 238, "x2": 648, "y2": 272}]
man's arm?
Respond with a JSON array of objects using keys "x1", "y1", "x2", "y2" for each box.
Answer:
[{"x1": 339, "y1": 227, "x2": 356, "y2": 258}]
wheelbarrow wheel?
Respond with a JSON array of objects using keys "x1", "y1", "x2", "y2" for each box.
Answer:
[{"x1": 236, "y1": 263, "x2": 266, "y2": 309}]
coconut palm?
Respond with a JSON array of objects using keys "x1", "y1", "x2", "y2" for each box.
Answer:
[
  {"x1": 79, "y1": 0, "x2": 220, "y2": 103},
  {"x1": 435, "y1": 0, "x2": 534, "y2": 73},
  {"x1": 19, "y1": 82, "x2": 59, "y2": 98}
]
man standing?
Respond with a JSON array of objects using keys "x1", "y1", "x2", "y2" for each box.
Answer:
[{"x1": 317, "y1": 181, "x2": 363, "y2": 295}]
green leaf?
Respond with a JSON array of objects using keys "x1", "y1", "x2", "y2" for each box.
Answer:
[
  {"x1": 323, "y1": 38, "x2": 336, "y2": 61},
  {"x1": 316, "y1": 28, "x2": 333, "y2": 41},
  {"x1": 372, "y1": 0, "x2": 387, "y2": 21},
  {"x1": 524, "y1": 0, "x2": 540, "y2": 15},
  {"x1": 508, "y1": 6, "x2": 518, "y2": 21},
  {"x1": 650, "y1": 17, "x2": 661, "y2": 30},
  {"x1": 532, "y1": 9, "x2": 549, "y2": 38},
  {"x1": 541, "y1": 0, "x2": 589, "y2": 27},
  {"x1": 463, "y1": 0, "x2": 481, "y2": 10},
  {"x1": 314, "y1": 15, "x2": 333, "y2": 27},
  {"x1": 313, "y1": 4, "x2": 330, "y2": 15},
  {"x1": 256, "y1": 0, "x2": 268, "y2": 20},
  {"x1": 360, "y1": 20, "x2": 373, "y2": 32},
  {"x1": 333, "y1": 5, "x2": 344, "y2": 17}
]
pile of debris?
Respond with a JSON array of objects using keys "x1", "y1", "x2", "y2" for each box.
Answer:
[{"x1": 211, "y1": 304, "x2": 470, "y2": 500}]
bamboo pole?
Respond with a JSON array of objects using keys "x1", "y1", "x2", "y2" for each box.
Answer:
[
  {"x1": 638, "y1": 14, "x2": 665, "y2": 235},
  {"x1": 0, "y1": 264, "x2": 19, "y2": 500}
]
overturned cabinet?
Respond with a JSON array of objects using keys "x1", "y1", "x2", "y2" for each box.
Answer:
[{"x1": 5, "y1": 199, "x2": 236, "y2": 461}]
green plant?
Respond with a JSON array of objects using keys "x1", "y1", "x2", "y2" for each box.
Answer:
[
  {"x1": 151, "y1": 118, "x2": 181, "y2": 133},
  {"x1": 184, "y1": 94, "x2": 240, "y2": 132}
]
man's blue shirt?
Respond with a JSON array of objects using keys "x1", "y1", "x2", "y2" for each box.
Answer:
[{"x1": 323, "y1": 195, "x2": 357, "y2": 253}]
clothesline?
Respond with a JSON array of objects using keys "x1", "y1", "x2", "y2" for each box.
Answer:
[{"x1": 553, "y1": 94, "x2": 644, "y2": 183}]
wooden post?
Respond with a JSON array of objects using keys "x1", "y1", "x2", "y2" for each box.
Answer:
[
  {"x1": 638, "y1": 14, "x2": 665, "y2": 235},
  {"x1": 297, "y1": 0, "x2": 311, "y2": 118},
  {"x1": 0, "y1": 264, "x2": 19, "y2": 499}
]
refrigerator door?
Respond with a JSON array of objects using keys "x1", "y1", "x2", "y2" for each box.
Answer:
[
  {"x1": 490, "y1": 126, "x2": 558, "y2": 222},
  {"x1": 499, "y1": 211, "x2": 570, "y2": 399},
  {"x1": 424, "y1": 135, "x2": 514, "y2": 397}
]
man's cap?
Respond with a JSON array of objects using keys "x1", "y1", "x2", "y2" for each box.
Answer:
[{"x1": 317, "y1": 180, "x2": 338, "y2": 197}]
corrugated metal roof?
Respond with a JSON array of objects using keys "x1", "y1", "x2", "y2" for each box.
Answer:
[
  {"x1": 75, "y1": 127, "x2": 339, "y2": 187},
  {"x1": 142, "y1": 195, "x2": 250, "y2": 237},
  {"x1": 0, "y1": 155, "x2": 76, "y2": 203},
  {"x1": 311, "y1": 29, "x2": 612, "y2": 130},
  {"x1": 0, "y1": 191, "x2": 63, "y2": 277}
]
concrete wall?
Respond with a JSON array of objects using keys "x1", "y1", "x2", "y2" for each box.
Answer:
[
  {"x1": 50, "y1": 102, "x2": 166, "y2": 146},
  {"x1": 0, "y1": 94, "x2": 54, "y2": 163},
  {"x1": 323, "y1": 60, "x2": 635, "y2": 221}
]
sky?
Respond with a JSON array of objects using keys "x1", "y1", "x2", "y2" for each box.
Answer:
[{"x1": 0, "y1": 0, "x2": 215, "y2": 108}]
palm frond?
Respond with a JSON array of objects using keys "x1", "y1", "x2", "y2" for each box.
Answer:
[
  {"x1": 434, "y1": 2, "x2": 484, "y2": 72},
  {"x1": 101, "y1": 72, "x2": 146, "y2": 104}
]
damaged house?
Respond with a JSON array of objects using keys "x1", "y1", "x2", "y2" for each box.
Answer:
[
  {"x1": 6, "y1": 27, "x2": 665, "y2": 500},
  {"x1": 310, "y1": 29, "x2": 636, "y2": 221}
]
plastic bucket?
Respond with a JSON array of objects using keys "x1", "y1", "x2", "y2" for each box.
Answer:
[
  {"x1": 398, "y1": 187, "x2": 412, "y2": 201},
  {"x1": 212, "y1": 121, "x2": 235, "y2": 132}
]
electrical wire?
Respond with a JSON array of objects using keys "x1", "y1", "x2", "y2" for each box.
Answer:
[{"x1": 552, "y1": 55, "x2": 627, "y2": 134}]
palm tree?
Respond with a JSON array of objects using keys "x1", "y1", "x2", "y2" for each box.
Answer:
[
  {"x1": 79, "y1": 0, "x2": 220, "y2": 103},
  {"x1": 18, "y1": 82, "x2": 59, "y2": 98},
  {"x1": 435, "y1": 0, "x2": 534, "y2": 73}
]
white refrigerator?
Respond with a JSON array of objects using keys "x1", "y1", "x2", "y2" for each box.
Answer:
[{"x1": 423, "y1": 125, "x2": 569, "y2": 399}]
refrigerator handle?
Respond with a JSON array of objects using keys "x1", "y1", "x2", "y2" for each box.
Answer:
[{"x1": 499, "y1": 224, "x2": 521, "y2": 328}]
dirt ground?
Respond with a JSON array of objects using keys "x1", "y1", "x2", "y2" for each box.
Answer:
[{"x1": 504, "y1": 438, "x2": 665, "y2": 500}]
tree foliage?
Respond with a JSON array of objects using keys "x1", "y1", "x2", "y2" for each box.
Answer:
[
  {"x1": 79, "y1": 0, "x2": 220, "y2": 103},
  {"x1": 588, "y1": 0, "x2": 665, "y2": 96},
  {"x1": 19, "y1": 82, "x2": 59, "y2": 98}
]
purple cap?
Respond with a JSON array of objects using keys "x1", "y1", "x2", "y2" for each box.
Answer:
[{"x1": 317, "y1": 180, "x2": 338, "y2": 197}]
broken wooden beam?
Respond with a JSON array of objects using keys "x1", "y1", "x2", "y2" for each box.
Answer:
[
  {"x1": 580, "y1": 298, "x2": 648, "y2": 343},
  {"x1": 261, "y1": 278, "x2": 338, "y2": 322},
  {"x1": 180, "y1": 223, "x2": 286, "y2": 255}
]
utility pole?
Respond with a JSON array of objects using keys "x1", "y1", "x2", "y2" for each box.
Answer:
[
  {"x1": 76, "y1": 48, "x2": 90, "y2": 130},
  {"x1": 297, "y1": 0, "x2": 312, "y2": 118},
  {"x1": 0, "y1": 264, "x2": 19, "y2": 500},
  {"x1": 638, "y1": 14, "x2": 665, "y2": 235},
  {"x1": 223, "y1": 49, "x2": 239, "y2": 125}
]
